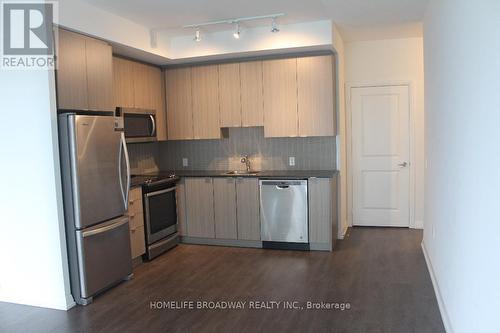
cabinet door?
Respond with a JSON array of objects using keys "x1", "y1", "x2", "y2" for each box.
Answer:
[
  {"x1": 308, "y1": 178, "x2": 332, "y2": 247},
  {"x1": 132, "y1": 62, "x2": 154, "y2": 109},
  {"x1": 263, "y1": 58, "x2": 298, "y2": 137},
  {"x1": 236, "y1": 178, "x2": 261, "y2": 241},
  {"x1": 85, "y1": 38, "x2": 114, "y2": 112},
  {"x1": 149, "y1": 66, "x2": 167, "y2": 141},
  {"x1": 213, "y1": 178, "x2": 237, "y2": 239},
  {"x1": 176, "y1": 179, "x2": 187, "y2": 236},
  {"x1": 56, "y1": 29, "x2": 88, "y2": 110},
  {"x1": 166, "y1": 68, "x2": 194, "y2": 140},
  {"x1": 218, "y1": 63, "x2": 242, "y2": 127},
  {"x1": 112, "y1": 57, "x2": 135, "y2": 108},
  {"x1": 240, "y1": 61, "x2": 264, "y2": 127},
  {"x1": 297, "y1": 55, "x2": 335, "y2": 137},
  {"x1": 192, "y1": 65, "x2": 221, "y2": 139},
  {"x1": 185, "y1": 178, "x2": 215, "y2": 238}
]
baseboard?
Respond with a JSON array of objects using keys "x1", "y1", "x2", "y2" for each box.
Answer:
[
  {"x1": 421, "y1": 241, "x2": 453, "y2": 333},
  {"x1": 338, "y1": 224, "x2": 349, "y2": 239},
  {"x1": 180, "y1": 236, "x2": 262, "y2": 248}
]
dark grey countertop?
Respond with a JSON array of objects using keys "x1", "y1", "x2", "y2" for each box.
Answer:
[{"x1": 155, "y1": 170, "x2": 338, "y2": 179}]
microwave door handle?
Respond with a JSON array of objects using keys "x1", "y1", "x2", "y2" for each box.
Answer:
[{"x1": 150, "y1": 115, "x2": 156, "y2": 136}]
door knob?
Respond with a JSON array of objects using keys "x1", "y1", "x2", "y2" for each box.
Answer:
[{"x1": 398, "y1": 162, "x2": 408, "y2": 167}]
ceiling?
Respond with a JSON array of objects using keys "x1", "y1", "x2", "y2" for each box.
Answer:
[{"x1": 82, "y1": 0, "x2": 429, "y2": 41}]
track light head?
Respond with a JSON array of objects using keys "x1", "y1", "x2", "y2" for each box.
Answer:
[
  {"x1": 271, "y1": 18, "x2": 279, "y2": 33},
  {"x1": 233, "y1": 23, "x2": 241, "y2": 39},
  {"x1": 194, "y1": 29, "x2": 201, "y2": 42}
]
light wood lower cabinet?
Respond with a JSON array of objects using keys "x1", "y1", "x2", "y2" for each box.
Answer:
[
  {"x1": 236, "y1": 178, "x2": 261, "y2": 241},
  {"x1": 185, "y1": 178, "x2": 215, "y2": 238},
  {"x1": 308, "y1": 177, "x2": 338, "y2": 250},
  {"x1": 128, "y1": 187, "x2": 145, "y2": 259},
  {"x1": 213, "y1": 178, "x2": 238, "y2": 239},
  {"x1": 176, "y1": 179, "x2": 187, "y2": 236}
]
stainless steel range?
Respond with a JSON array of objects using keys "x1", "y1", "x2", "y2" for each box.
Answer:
[{"x1": 131, "y1": 174, "x2": 180, "y2": 260}]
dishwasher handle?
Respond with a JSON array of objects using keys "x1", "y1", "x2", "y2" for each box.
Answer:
[
  {"x1": 260, "y1": 180, "x2": 306, "y2": 186},
  {"x1": 276, "y1": 185, "x2": 290, "y2": 189}
]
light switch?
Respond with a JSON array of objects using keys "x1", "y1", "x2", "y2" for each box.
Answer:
[
  {"x1": 289, "y1": 156, "x2": 295, "y2": 166},
  {"x1": 182, "y1": 158, "x2": 188, "y2": 167}
]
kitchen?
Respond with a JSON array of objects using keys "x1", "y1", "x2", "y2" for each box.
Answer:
[{"x1": 56, "y1": 27, "x2": 339, "y2": 305}]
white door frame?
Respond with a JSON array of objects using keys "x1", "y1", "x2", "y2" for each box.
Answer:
[{"x1": 346, "y1": 81, "x2": 417, "y2": 229}]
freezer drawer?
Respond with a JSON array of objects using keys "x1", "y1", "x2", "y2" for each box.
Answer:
[
  {"x1": 75, "y1": 216, "x2": 132, "y2": 299},
  {"x1": 260, "y1": 180, "x2": 309, "y2": 243}
]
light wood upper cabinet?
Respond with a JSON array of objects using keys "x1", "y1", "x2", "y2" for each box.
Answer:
[
  {"x1": 151, "y1": 66, "x2": 167, "y2": 141},
  {"x1": 85, "y1": 38, "x2": 114, "y2": 112},
  {"x1": 240, "y1": 61, "x2": 264, "y2": 127},
  {"x1": 218, "y1": 63, "x2": 242, "y2": 128},
  {"x1": 297, "y1": 55, "x2": 335, "y2": 137},
  {"x1": 56, "y1": 29, "x2": 88, "y2": 110},
  {"x1": 213, "y1": 178, "x2": 238, "y2": 240},
  {"x1": 57, "y1": 29, "x2": 114, "y2": 111},
  {"x1": 262, "y1": 58, "x2": 298, "y2": 137},
  {"x1": 191, "y1": 65, "x2": 221, "y2": 139},
  {"x1": 236, "y1": 178, "x2": 261, "y2": 241},
  {"x1": 133, "y1": 62, "x2": 155, "y2": 110},
  {"x1": 112, "y1": 57, "x2": 167, "y2": 140},
  {"x1": 185, "y1": 178, "x2": 215, "y2": 238},
  {"x1": 112, "y1": 57, "x2": 135, "y2": 108},
  {"x1": 166, "y1": 67, "x2": 194, "y2": 140}
]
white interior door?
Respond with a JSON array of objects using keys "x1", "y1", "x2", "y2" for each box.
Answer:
[{"x1": 351, "y1": 85, "x2": 410, "y2": 227}]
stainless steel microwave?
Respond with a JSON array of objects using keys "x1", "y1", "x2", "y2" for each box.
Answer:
[{"x1": 118, "y1": 108, "x2": 157, "y2": 143}]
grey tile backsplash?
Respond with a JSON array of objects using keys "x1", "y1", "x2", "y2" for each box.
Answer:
[{"x1": 127, "y1": 127, "x2": 336, "y2": 174}]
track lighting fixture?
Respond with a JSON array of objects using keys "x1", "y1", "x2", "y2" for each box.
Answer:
[
  {"x1": 183, "y1": 13, "x2": 285, "y2": 42},
  {"x1": 194, "y1": 29, "x2": 201, "y2": 42},
  {"x1": 233, "y1": 23, "x2": 241, "y2": 39},
  {"x1": 271, "y1": 17, "x2": 279, "y2": 33}
]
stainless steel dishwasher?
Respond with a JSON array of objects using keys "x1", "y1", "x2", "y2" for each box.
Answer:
[{"x1": 259, "y1": 179, "x2": 309, "y2": 250}]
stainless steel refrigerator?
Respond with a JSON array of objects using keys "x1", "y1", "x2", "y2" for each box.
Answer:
[{"x1": 58, "y1": 112, "x2": 133, "y2": 305}]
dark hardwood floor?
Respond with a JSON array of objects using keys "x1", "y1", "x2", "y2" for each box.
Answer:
[{"x1": 0, "y1": 227, "x2": 444, "y2": 333}]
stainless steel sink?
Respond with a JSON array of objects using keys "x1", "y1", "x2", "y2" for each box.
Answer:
[{"x1": 224, "y1": 170, "x2": 260, "y2": 176}]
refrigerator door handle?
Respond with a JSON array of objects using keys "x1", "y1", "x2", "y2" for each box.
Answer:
[
  {"x1": 81, "y1": 217, "x2": 129, "y2": 238},
  {"x1": 118, "y1": 132, "x2": 131, "y2": 210}
]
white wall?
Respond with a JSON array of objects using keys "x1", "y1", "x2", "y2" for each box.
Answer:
[
  {"x1": 167, "y1": 20, "x2": 333, "y2": 60},
  {"x1": 344, "y1": 37, "x2": 425, "y2": 229},
  {"x1": 58, "y1": 0, "x2": 171, "y2": 59},
  {"x1": 422, "y1": 0, "x2": 500, "y2": 332},
  {"x1": 332, "y1": 25, "x2": 348, "y2": 238},
  {"x1": 0, "y1": 69, "x2": 73, "y2": 310}
]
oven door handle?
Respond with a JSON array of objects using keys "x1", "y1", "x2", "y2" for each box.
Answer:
[{"x1": 146, "y1": 187, "x2": 176, "y2": 197}]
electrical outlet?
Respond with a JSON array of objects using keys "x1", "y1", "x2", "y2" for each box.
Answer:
[
  {"x1": 289, "y1": 156, "x2": 295, "y2": 167},
  {"x1": 182, "y1": 158, "x2": 188, "y2": 167}
]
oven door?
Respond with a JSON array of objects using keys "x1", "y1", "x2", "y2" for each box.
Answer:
[
  {"x1": 123, "y1": 111, "x2": 156, "y2": 143},
  {"x1": 144, "y1": 187, "x2": 177, "y2": 244}
]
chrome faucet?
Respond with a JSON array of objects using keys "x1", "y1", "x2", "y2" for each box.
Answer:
[{"x1": 241, "y1": 155, "x2": 251, "y2": 172}]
